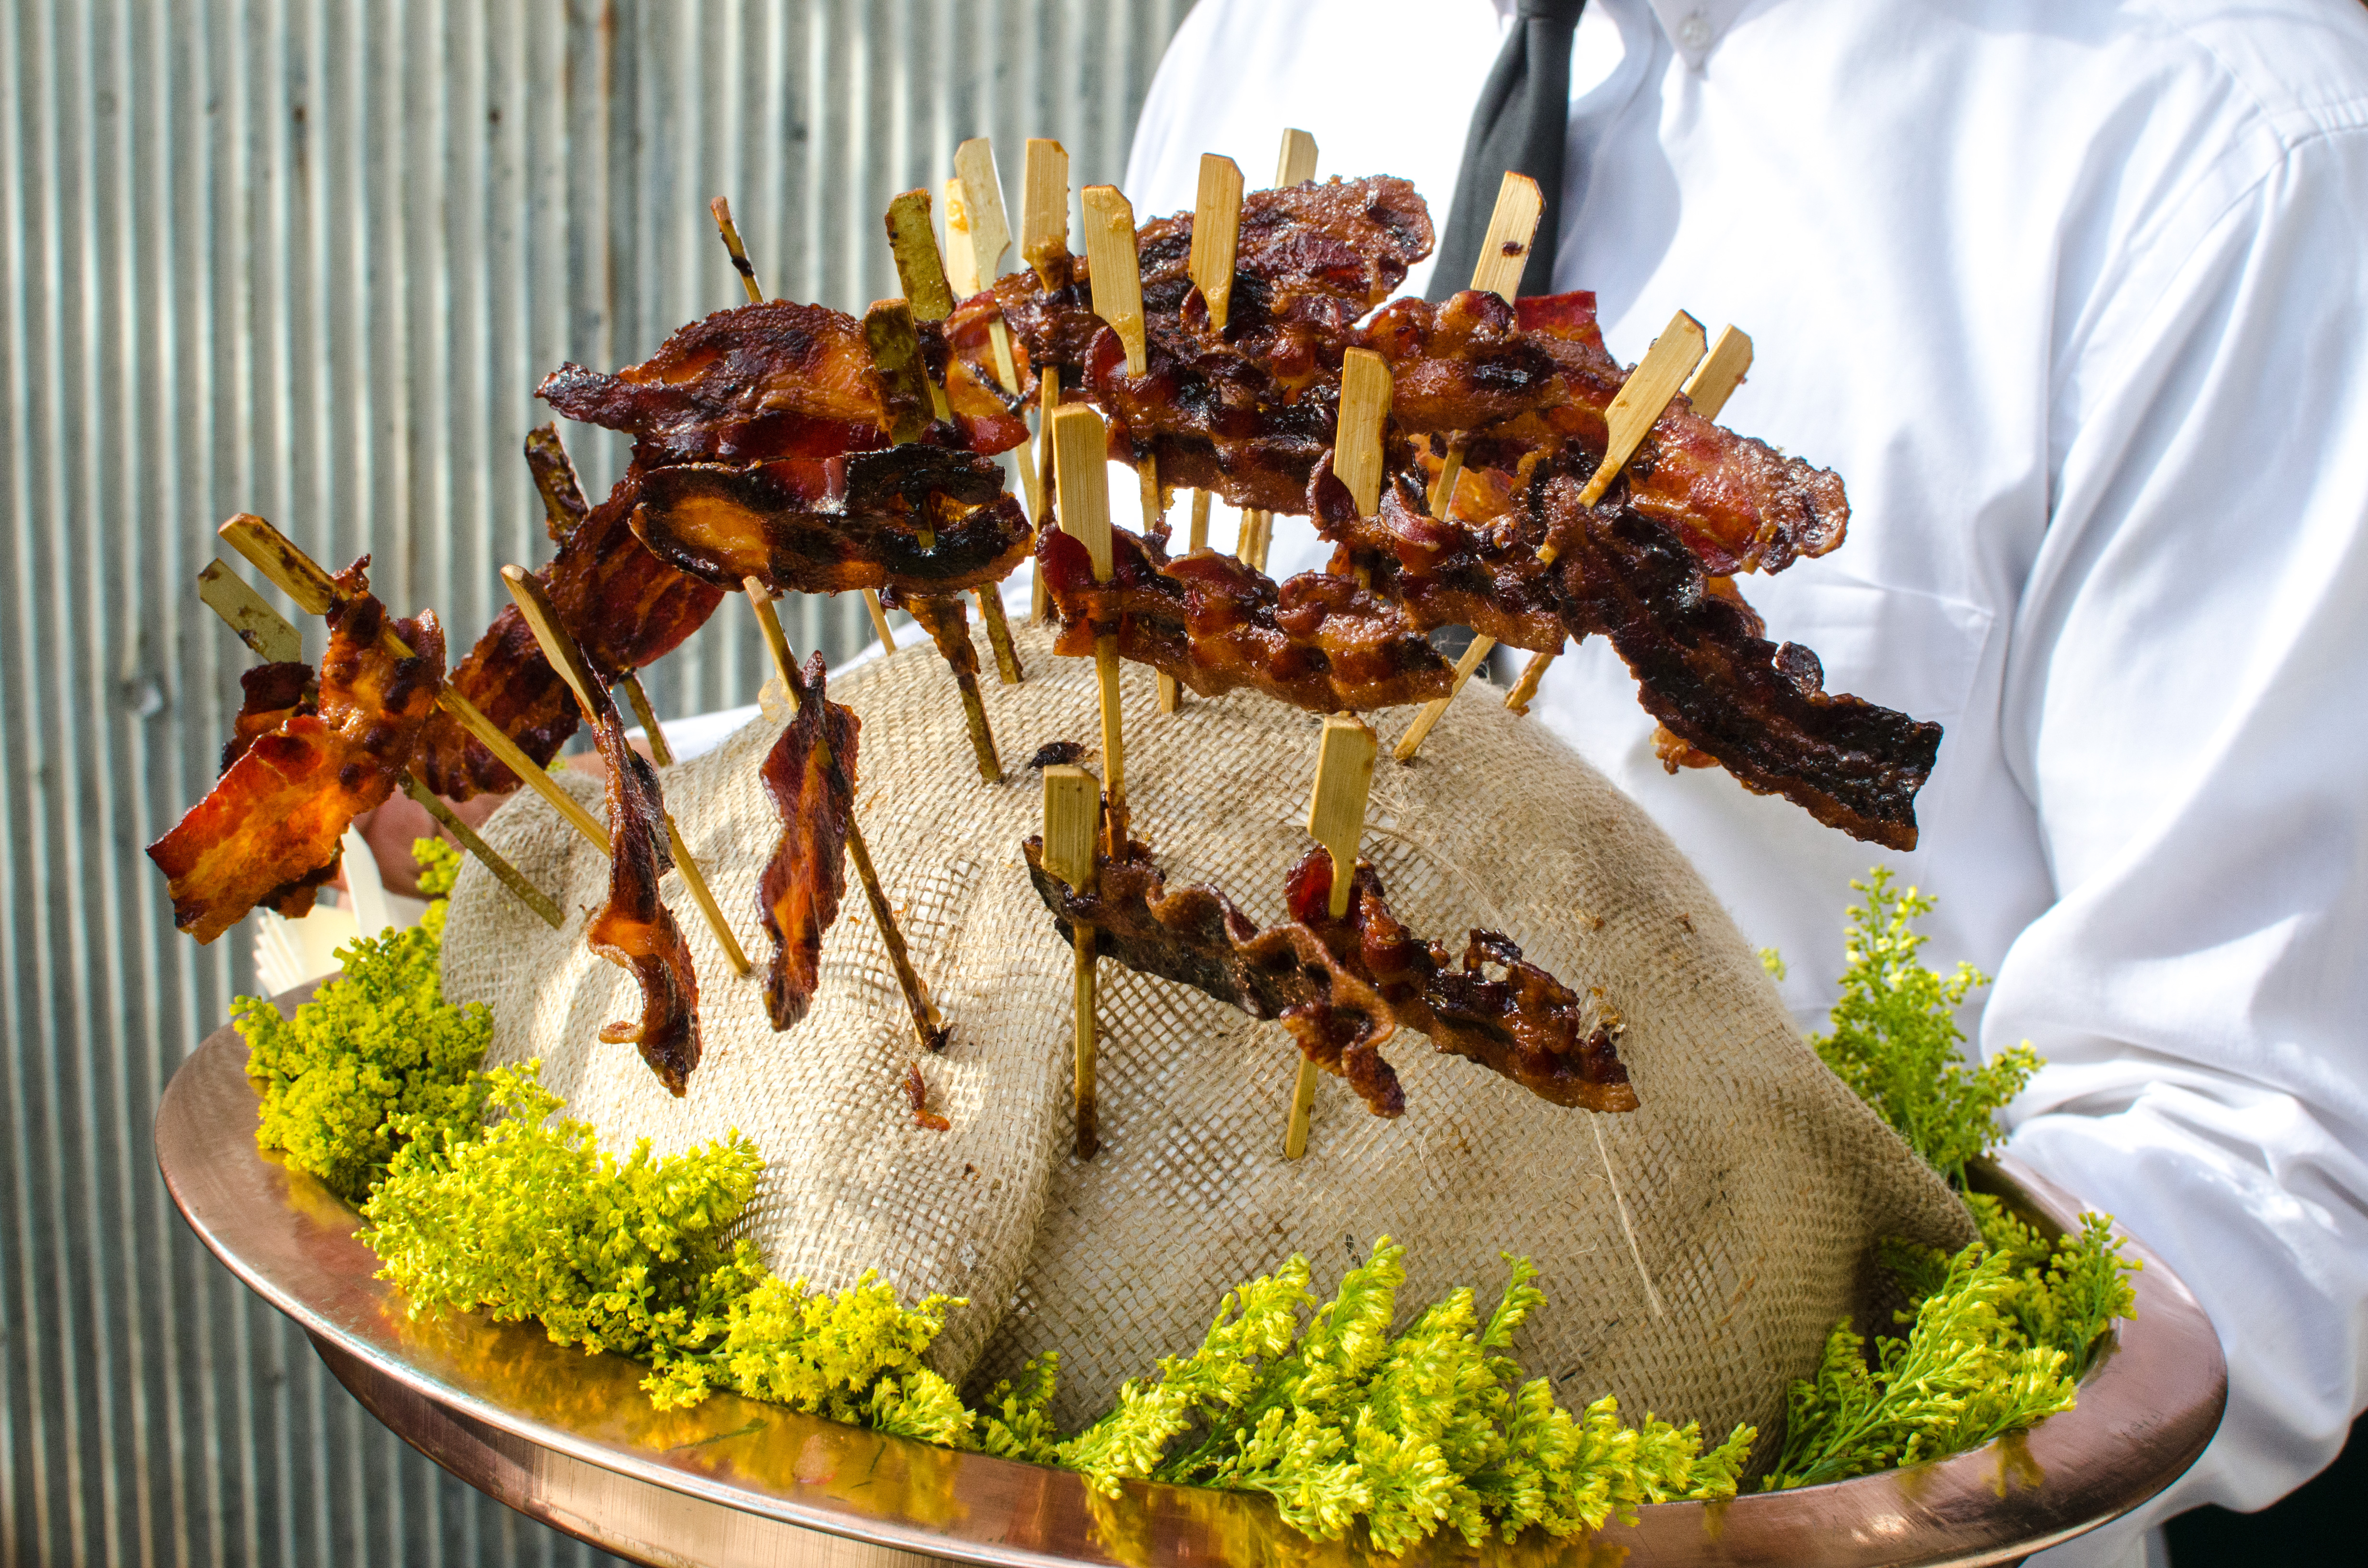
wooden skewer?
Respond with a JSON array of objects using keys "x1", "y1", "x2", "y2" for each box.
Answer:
[
  {"x1": 947, "y1": 139, "x2": 1023, "y2": 394},
  {"x1": 714, "y1": 195, "x2": 892, "y2": 651},
  {"x1": 744, "y1": 577, "x2": 947, "y2": 1055},
  {"x1": 1498, "y1": 312, "x2": 1712, "y2": 712},
  {"x1": 1391, "y1": 173, "x2": 1548, "y2": 763},
  {"x1": 528, "y1": 423, "x2": 675, "y2": 763},
  {"x1": 1080, "y1": 183, "x2": 1165, "y2": 550},
  {"x1": 893, "y1": 183, "x2": 1024, "y2": 687},
  {"x1": 502, "y1": 565, "x2": 752, "y2": 977},
  {"x1": 1274, "y1": 127, "x2": 1320, "y2": 188},
  {"x1": 1050, "y1": 403, "x2": 1128, "y2": 855},
  {"x1": 1334, "y1": 348, "x2": 1393, "y2": 515},
  {"x1": 1041, "y1": 764, "x2": 1102, "y2": 1159},
  {"x1": 708, "y1": 195, "x2": 764, "y2": 304},
  {"x1": 195, "y1": 553, "x2": 566, "y2": 929},
  {"x1": 219, "y1": 514, "x2": 613, "y2": 853},
  {"x1": 1023, "y1": 138, "x2": 1070, "y2": 625},
  {"x1": 1286, "y1": 713, "x2": 1377, "y2": 1159}
]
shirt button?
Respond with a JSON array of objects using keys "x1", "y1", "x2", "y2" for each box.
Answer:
[{"x1": 1676, "y1": 12, "x2": 1713, "y2": 49}]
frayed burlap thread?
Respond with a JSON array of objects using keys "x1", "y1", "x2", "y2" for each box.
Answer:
[{"x1": 442, "y1": 619, "x2": 1972, "y2": 1439}]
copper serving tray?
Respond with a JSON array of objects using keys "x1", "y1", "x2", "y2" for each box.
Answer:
[{"x1": 157, "y1": 1003, "x2": 2224, "y2": 1568}]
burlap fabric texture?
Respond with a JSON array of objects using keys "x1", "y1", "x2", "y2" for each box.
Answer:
[{"x1": 442, "y1": 617, "x2": 1973, "y2": 1440}]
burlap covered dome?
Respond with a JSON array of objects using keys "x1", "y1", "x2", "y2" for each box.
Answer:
[{"x1": 442, "y1": 617, "x2": 1971, "y2": 1439}]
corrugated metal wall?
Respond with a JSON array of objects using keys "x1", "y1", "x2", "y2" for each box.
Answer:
[{"x1": 0, "y1": 2, "x2": 1189, "y2": 1563}]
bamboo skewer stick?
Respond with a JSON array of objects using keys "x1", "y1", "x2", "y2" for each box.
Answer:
[
  {"x1": 1023, "y1": 138, "x2": 1070, "y2": 625},
  {"x1": 196, "y1": 552, "x2": 566, "y2": 929},
  {"x1": 502, "y1": 566, "x2": 752, "y2": 977},
  {"x1": 1286, "y1": 713, "x2": 1378, "y2": 1159},
  {"x1": 220, "y1": 514, "x2": 614, "y2": 854},
  {"x1": 1500, "y1": 312, "x2": 1713, "y2": 712},
  {"x1": 948, "y1": 138, "x2": 1024, "y2": 396},
  {"x1": 528, "y1": 423, "x2": 676, "y2": 763},
  {"x1": 1051, "y1": 403, "x2": 1129, "y2": 856},
  {"x1": 744, "y1": 577, "x2": 947, "y2": 1055},
  {"x1": 709, "y1": 196, "x2": 764, "y2": 303},
  {"x1": 893, "y1": 182, "x2": 1025, "y2": 687},
  {"x1": 1682, "y1": 325, "x2": 1753, "y2": 423},
  {"x1": 1040, "y1": 764, "x2": 1102, "y2": 1159},
  {"x1": 712, "y1": 195, "x2": 895, "y2": 652},
  {"x1": 1080, "y1": 184, "x2": 1165, "y2": 547},
  {"x1": 1391, "y1": 175, "x2": 1548, "y2": 763}
]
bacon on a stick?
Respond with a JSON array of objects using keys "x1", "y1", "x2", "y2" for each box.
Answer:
[
  {"x1": 1543, "y1": 477, "x2": 1940, "y2": 850},
  {"x1": 539, "y1": 299, "x2": 1030, "y2": 465},
  {"x1": 584, "y1": 677, "x2": 703, "y2": 1095},
  {"x1": 1035, "y1": 521, "x2": 1452, "y2": 713},
  {"x1": 629, "y1": 445, "x2": 1034, "y2": 598},
  {"x1": 148, "y1": 563, "x2": 445, "y2": 943},
  {"x1": 1021, "y1": 836, "x2": 1637, "y2": 1116},
  {"x1": 1021, "y1": 835, "x2": 1407, "y2": 1117},
  {"x1": 756, "y1": 650, "x2": 859, "y2": 1030},
  {"x1": 219, "y1": 661, "x2": 315, "y2": 772},
  {"x1": 1308, "y1": 459, "x2": 1566, "y2": 655}
]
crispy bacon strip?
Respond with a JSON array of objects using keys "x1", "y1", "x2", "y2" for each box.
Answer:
[
  {"x1": 413, "y1": 466, "x2": 728, "y2": 798},
  {"x1": 756, "y1": 651, "x2": 858, "y2": 1030},
  {"x1": 629, "y1": 445, "x2": 1034, "y2": 598},
  {"x1": 1021, "y1": 837, "x2": 1407, "y2": 1116},
  {"x1": 538, "y1": 299, "x2": 1028, "y2": 465},
  {"x1": 1036, "y1": 522, "x2": 1452, "y2": 713},
  {"x1": 1309, "y1": 460, "x2": 1566, "y2": 655},
  {"x1": 1284, "y1": 852, "x2": 1635, "y2": 1113},
  {"x1": 524, "y1": 422, "x2": 590, "y2": 540},
  {"x1": 149, "y1": 564, "x2": 444, "y2": 944},
  {"x1": 584, "y1": 680, "x2": 702, "y2": 1095},
  {"x1": 1022, "y1": 837, "x2": 1638, "y2": 1115},
  {"x1": 1542, "y1": 477, "x2": 1940, "y2": 850},
  {"x1": 220, "y1": 661, "x2": 315, "y2": 773}
]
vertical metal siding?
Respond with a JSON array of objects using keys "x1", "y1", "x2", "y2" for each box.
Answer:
[{"x1": 0, "y1": 2, "x2": 1190, "y2": 1563}]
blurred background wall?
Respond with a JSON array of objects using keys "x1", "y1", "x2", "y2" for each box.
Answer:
[{"x1": 0, "y1": 2, "x2": 1190, "y2": 1562}]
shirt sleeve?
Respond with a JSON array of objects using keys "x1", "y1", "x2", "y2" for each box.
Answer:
[{"x1": 1995, "y1": 121, "x2": 2368, "y2": 1541}]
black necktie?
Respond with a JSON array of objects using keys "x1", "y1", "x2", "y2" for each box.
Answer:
[{"x1": 1428, "y1": 0, "x2": 1588, "y2": 301}]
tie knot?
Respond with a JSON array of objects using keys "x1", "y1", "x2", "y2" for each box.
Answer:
[{"x1": 1516, "y1": 0, "x2": 1585, "y2": 24}]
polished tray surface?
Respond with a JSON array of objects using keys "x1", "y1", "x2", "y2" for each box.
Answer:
[{"x1": 157, "y1": 1005, "x2": 2225, "y2": 1568}]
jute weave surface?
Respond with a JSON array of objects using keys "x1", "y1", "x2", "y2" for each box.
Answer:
[{"x1": 442, "y1": 617, "x2": 1972, "y2": 1438}]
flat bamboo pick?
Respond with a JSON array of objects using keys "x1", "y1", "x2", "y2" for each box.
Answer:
[
  {"x1": 1335, "y1": 347, "x2": 1393, "y2": 517},
  {"x1": 1682, "y1": 325, "x2": 1752, "y2": 421},
  {"x1": 1080, "y1": 183, "x2": 1168, "y2": 686},
  {"x1": 196, "y1": 559, "x2": 302, "y2": 663},
  {"x1": 1391, "y1": 175, "x2": 1548, "y2": 763},
  {"x1": 863, "y1": 298, "x2": 938, "y2": 451},
  {"x1": 502, "y1": 565, "x2": 752, "y2": 977},
  {"x1": 219, "y1": 514, "x2": 613, "y2": 854},
  {"x1": 528, "y1": 423, "x2": 673, "y2": 763},
  {"x1": 1189, "y1": 153, "x2": 1245, "y2": 331},
  {"x1": 1023, "y1": 140, "x2": 1070, "y2": 623},
  {"x1": 745, "y1": 578, "x2": 946, "y2": 1054},
  {"x1": 948, "y1": 138, "x2": 1024, "y2": 393},
  {"x1": 885, "y1": 189, "x2": 957, "y2": 424},
  {"x1": 193, "y1": 556, "x2": 564, "y2": 927},
  {"x1": 1041, "y1": 764, "x2": 1102, "y2": 1158},
  {"x1": 1021, "y1": 138, "x2": 1070, "y2": 287},
  {"x1": 1503, "y1": 312, "x2": 1713, "y2": 712},
  {"x1": 1274, "y1": 128, "x2": 1320, "y2": 188},
  {"x1": 708, "y1": 196, "x2": 764, "y2": 303},
  {"x1": 1189, "y1": 490, "x2": 1212, "y2": 553},
  {"x1": 1051, "y1": 404, "x2": 1128, "y2": 853},
  {"x1": 893, "y1": 184, "x2": 1023, "y2": 686},
  {"x1": 1287, "y1": 714, "x2": 1377, "y2": 1159}
]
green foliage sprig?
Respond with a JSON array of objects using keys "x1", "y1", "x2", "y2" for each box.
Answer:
[
  {"x1": 1761, "y1": 870, "x2": 2142, "y2": 1491},
  {"x1": 1060, "y1": 1239, "x2": 1751, "y2": 1553},
  {"x1": 1809, "y1": 869, "x2": 2039, "y2": 1188}
]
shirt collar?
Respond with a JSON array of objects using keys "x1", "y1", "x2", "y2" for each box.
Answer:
[{"x1": 1490, "y1": 0, "x2": 1757, "y2": 69}]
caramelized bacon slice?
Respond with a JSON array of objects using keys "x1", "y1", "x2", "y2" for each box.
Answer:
[
  {"x1": 148, "y1": 564, "x2": 444, "y2": 944},
  {"x1": 220, "y1": 661, "x2": 315, "y2": 773},
  {"x1": 584, "y1": 680, "x2": 702, "y2": 1095},
  {"x1": 1085, "y1": 325, "x2": 1342, "y2": 514},
  {"x1": 1021, "y1": 837, "x2": 1406, "y2": 1116},
  {"x1": 1359, "y1": 290, "x2": 1567, "y2": 434},
  {"x1": 524, "y1": 422, "x2": 590, "y2": 540},
  {"x1": 1284, "y1": 852, "x2": 1635, "y2": 1113},
  {"x1": 756, "y1": 651, "x2": 858, "y2": 1030},
  {"x1": 1036, "y1": 522, "x2": 1452, "y2": 713},
  {"x1": 629, "y1": 445, "x2": 1034, "y2": 597},
  {"x1": 1309, "y1": 460, "x2": 1566, "y2": 655},
  {"x1": 413, "y1": 466, "x2": 728, "y2": 798},
  {"x1": 538, "y1": 299, "x2": 1027, "y2": 465},
  {"x1": 1544, "y1": 478, "x2": 1939, "y2": 850}
]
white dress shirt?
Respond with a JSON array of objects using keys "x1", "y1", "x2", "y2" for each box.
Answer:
[{"x1": 1124, "y1": 1, "x2": 2368, "y2": 1560}]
